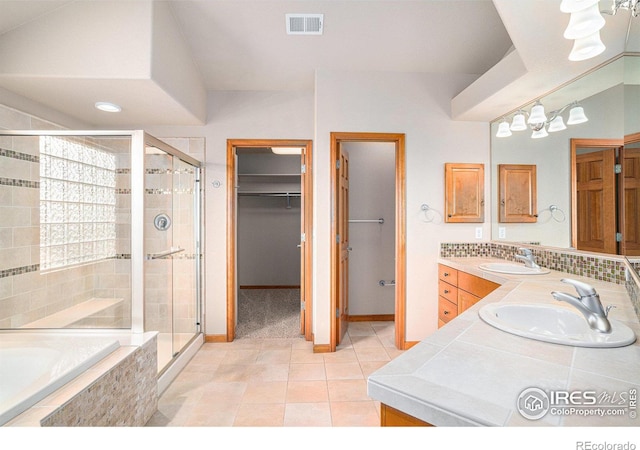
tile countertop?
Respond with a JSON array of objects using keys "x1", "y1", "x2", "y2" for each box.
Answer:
[{"x1": 367, "y1": 257, "x2": 640, "y2": 426}]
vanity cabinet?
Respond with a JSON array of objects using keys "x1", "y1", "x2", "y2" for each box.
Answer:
[
  {"x1": 444, "y1": 163, "x2": 485, "y2": 223},
  {"x1": 438, "y1": 264, "x2": 499, "y2": 328},
  {"x1": 380, "y1": 404, "x2": 433, "y2": 427},
  {"x1": 498, "y1": 164, "x2": 537, "y2": 223}
]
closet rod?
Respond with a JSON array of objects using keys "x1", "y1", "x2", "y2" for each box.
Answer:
[
  {"x1": 238, "y1": 192, "x2": 301, "y2": 197},
  {"x1": 349, "y1": 218, "x2": 384, "y2": 224}
]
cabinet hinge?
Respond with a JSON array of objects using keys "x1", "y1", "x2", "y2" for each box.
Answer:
[
  {"x1": 301, "y1": 164, "x2": 306, "y2": 174},
  {"x1": 336, "y1": 160, "x2": 341, "y2": 169},
  {"x1": 336, "y1": 234, "x2": 340, "y2": 244},
  {"x1": 301, "y1": 233, "x2": 306, "y2": 243},
  {"x1": 616, "y1": 232, "x2": 623, "y2": 242},
  {"x1": 615, "y1": 164, "x2": 622, "y2": 174},
  {"x1": 301, "y1": 301, "x2": 305, "y2": 311},
  {"x1": 336, "y1": 308, "x2": 340, "y2": 318}
]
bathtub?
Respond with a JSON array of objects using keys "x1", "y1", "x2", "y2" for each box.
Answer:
[{"x1": 0, "y1": 333, "x2": 120, "y2": 426}]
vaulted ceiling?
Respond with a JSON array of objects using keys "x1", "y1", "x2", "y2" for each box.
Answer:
[{"x1": 0, "y1": 1, "x2": 637, "y2": 126}]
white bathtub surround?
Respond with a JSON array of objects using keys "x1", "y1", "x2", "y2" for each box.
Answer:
[
  {"x1": 3, "y1": 332, "x2": 158, "y2": 426},
  {"x1": 367, "y1": 258, "x2": 640, "y2": 426}
]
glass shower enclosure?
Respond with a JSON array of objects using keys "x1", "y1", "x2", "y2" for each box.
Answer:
[{"x1": 0, "y1": 130, "x2": 202, "y2": 375}]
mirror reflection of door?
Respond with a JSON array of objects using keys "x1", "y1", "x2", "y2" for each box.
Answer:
[
  {"x1": 571, "y1": 138, "x2": 629, "y2": 255},
  {"x1": 621, "y1": 133, "x2": 640, "y2": 256}
]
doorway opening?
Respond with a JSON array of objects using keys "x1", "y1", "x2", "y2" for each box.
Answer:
[
  {"x1": 330, "y1": 132, "x2": 406, "y2": 352},
  {"x1": 226, "y1": 139, "x2": 313, "y2": 341}
]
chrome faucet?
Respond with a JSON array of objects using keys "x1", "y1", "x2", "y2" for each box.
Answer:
[
  {"x1": 551, "y1": 278, "x2": 614, "y2": 333},
  {"x1": 514, "y1": 247, "x2": 540, "y2": 269}
]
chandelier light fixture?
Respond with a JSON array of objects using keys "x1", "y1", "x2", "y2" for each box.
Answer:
[
  {"x1": 561, "y1": 1, "x2": 639, "y2": 61},
  {"x1": 495, "y1": 101, "x2": 588, "y2": 139}
]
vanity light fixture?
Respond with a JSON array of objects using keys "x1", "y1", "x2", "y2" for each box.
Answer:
[
  {"x1": 602, "y1": 0, "x2": 640, "y2": 17},
  {"x1": 95, "y1": 102, "x2": 121, "y2": 113},
  {"x1": 561, "y1": 0, "x2": 639, "y2": 61},
  {"x1": 560, "y1": 0, "x2": 606, "y2": 61},
  {"x1": 496, "y1": 101, "x2": 588, "y2": 139}
]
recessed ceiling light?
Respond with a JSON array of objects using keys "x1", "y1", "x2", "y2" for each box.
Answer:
[
  {"x1": 95, "y1": 102, "x2": 122, "y2": 113},
  {"x1": 271, "y1": 147, "x2": 303, "y2": 155}
]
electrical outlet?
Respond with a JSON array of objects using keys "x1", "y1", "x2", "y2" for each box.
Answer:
[
  {"x1": 499, "y1": 227, "x2": 506, "y2": 239},
  {"x1": 475, "y1": 227, "x2": 482, "y2": 239}
]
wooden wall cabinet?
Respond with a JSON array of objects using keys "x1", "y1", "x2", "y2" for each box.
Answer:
[
  {"x1": 437, "y1": 264, "x2": 499, "y2": 328},
  {"x1": 444, "y1": 163, "x2": 484, "y2": 223},
  {"x1": 498, "y1": 164, "x2": 537, "y2": 223}
]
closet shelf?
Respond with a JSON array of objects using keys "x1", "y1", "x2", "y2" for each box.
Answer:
[{"x1": 238, "y1": 173, "x2": 300, "y2": 177}]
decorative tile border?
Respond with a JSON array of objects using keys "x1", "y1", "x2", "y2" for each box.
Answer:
[
  {"x1": 0, "y1": 147, "x2": 39, "y2": 163},
  {"x1": 0, "y1": 177, "x2": 39, "y2": 188},
  {"x1": 0, "y1": 264, "x2": 39, "y2": 279}
]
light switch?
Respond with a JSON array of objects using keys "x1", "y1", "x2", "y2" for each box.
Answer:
[
  {"x1": 475, "y1": 227, "x2": 482, "y2": 239},
  {"x1": 499, "y1": 227, "x2": 506, "y2": 239}
]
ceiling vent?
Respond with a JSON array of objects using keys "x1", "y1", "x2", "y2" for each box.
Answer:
[{"x1": 286, "y1": 14, "x2": 323, "y2": 35}]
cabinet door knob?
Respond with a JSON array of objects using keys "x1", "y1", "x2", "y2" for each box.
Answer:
[
  {"x1": 443, "y1": 310, "x2": 450, "y2": 315},
  {"x1": 444, "y1": 289, "x2": 450, "y2": 294},
  {"x1": 444, "y1": 272, "x2": 449, "y2": 277}
]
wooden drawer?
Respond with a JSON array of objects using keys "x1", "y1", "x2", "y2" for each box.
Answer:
[
  {"x1": 458, "y1": 271, "x2": 499, "y2": 298},
  {"x1": 438, "y1": 280, "x2": 458, "y2": 304},
  {"x1": 438, "y1": 264, "x2": 458, "y2": 285},
  {"x1": 458, "y1": 289, "x2": 481, "y2": 314},
  {"x1": 438, "y1": 297, "x2": 458, "y2": 324}
]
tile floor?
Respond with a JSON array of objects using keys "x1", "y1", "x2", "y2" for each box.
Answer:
[{"x1": 146, "y1": 321, "x2": 404, "y2": 427}]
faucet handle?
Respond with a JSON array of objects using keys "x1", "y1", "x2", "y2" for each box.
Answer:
[
  {"x1": 605, "y1": 305, "x2": 616, "y2": 317},
  {"x1": 561, "y1": 278, "x2": 597, "y2": 297},
  {"x1": 518, "y1": 247, "x2": 532, "y2": 256}
]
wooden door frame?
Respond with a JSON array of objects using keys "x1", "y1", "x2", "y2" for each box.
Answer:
[
  {"x1": 570, "y1": 138, "x2": 623, "y2": 250},
  {"x1": 330, "y1": 132, "x2": 406, "y2": 351},
  {"x1": 226, "y1": 139, "x2": 313, "y2": 342}
]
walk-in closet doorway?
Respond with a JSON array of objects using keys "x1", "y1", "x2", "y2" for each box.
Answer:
[{"x1": 226, "y1": 139, "x2": 313, "y2": 342}]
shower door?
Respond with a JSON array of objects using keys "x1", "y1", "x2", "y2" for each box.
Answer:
[{"x1": 144, "y1": 140, "x2": 201, "y2": 373}]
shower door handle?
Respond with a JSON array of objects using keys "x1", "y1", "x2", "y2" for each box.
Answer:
[{"x1": 147, "y1": 247, "x2": 185, "y2": 260}]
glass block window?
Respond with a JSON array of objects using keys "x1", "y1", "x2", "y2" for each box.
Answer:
[{"x1": 40, "y1": 136, "x2": 117, "y2": 270}]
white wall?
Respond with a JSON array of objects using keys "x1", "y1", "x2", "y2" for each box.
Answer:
[
  {"x1": 314, "y1": 70, "x2": 491, "y2": 343},
  {"x1": 343, "y1": 141, "x2": 396, "y2": 316},
  {"x1": 144, "y1": 90, "x2": 314, "y2": 335},
  {"x1": 5, "y1": 70, "x2": 491, "y2": 344}
]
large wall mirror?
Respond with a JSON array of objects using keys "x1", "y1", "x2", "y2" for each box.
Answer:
[{"x1": 490, "y1": 54, "x2": 639, "y2": 262}]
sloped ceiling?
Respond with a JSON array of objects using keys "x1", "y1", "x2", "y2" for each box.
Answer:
[{"x1": 0, "y1": 0, "x2": 637, "y2": 127}]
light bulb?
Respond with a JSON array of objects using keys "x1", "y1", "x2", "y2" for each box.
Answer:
[
  {"x1": 567, "y1": 105, "x2": 589, "y2": 124},
  {"x1": 569, "y1": 31, "x2": 606, "y2": 61},
  {"x1": 528, "y1": 102, "x2": 547, "y2": 124},
  {"x1": 560, "y1": 0, "x2": 600, "y2": 14},
  {"x1": 564, "y1": 4, "x2": 605, "y2": 40},
  {"x1": 496, "y1": 120, "x2": 512, "y2": 137},
  {"x1": 510, "y1": 112, "x2": 527, "y2": 131},
  {"x1": 531, "y1": 127, "x2": 549, "y2": 139},
  {"x1": 547, "y1": 115, "x2": 567, "y2": 132}
]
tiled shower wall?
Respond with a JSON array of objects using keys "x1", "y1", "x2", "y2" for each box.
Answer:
[{"x1": 0, "y1": 104, "x2": 131, "y2": 328}]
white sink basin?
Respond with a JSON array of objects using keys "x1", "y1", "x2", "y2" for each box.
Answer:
[
  {"x1": 478, "y1": 262, "x2": 550, "y2": 275},
  {"x1": 479, "y1": 303, "x2": 636, "y2": 348}
]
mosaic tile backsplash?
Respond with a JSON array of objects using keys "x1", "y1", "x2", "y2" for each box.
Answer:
[
  {"x1": 441, "y1": 242, "x2": 640, "y2": 323},
  {"x1": 440, "y1": 242, "x2": 627, "y2": 284}
]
